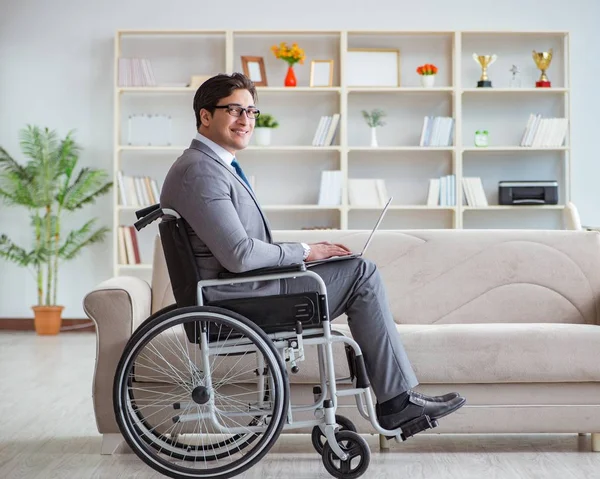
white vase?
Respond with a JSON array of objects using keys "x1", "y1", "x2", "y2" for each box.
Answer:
[
  {"x1": 254, "y1": 127, "x2": 271, "y2": 146},
  {"x1": 370, "y1": 127, "x2": 378, "y2": 147},
  {"x1": 421, "y1": 75, "x2": 436, "y2": 88}
]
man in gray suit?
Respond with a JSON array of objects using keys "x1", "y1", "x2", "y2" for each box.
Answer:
[{"x1": 161, "y1": 73, "x2": 465, "y2": 438}]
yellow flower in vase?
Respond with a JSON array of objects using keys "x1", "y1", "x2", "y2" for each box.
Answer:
[{"x1": 271, "y1": 42, "x2": 305, "y2": 87}]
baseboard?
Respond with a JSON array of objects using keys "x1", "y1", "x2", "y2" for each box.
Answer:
[{"x1": 0, "y1": 318, "x2": 95, "y2": 333}]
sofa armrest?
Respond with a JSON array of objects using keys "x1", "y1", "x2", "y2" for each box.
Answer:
[{"x1": 83, "y1": 276, "x2": 151, "y2": 434}]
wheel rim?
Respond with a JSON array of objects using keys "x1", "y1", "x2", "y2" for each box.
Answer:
[
  {"x1": 326, "y1": 443, "x2": 366, "y2": 475},
  {"x1": 322, "y1": 431, "x2": 370, "y2": 478},
  {"x1": 114, "y1": 309, "x2": 288, "y2": 478}
]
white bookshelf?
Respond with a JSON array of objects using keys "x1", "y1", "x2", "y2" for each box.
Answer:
[{"x1": 113, "y1": 29, "x2": 571, "y2": 275}]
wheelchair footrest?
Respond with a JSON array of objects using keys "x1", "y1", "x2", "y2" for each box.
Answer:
[{"x1": 398, "y1": 415, "x2": 438, "y2": 441}]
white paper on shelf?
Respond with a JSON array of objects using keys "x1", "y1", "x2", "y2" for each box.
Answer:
[{"x1": 348, "y1": 179, "x2": 382, "y2": 206}]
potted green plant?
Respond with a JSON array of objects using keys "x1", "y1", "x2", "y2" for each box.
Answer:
[
  {"x1": 0, "y1": 125, "x2": 112, "y2": 334},
  {"x1": 362, "y1": 109, "x2": 387, "y2": 147},
  {"x1": 253, "y1": 113, "x2": 279, "y2": 147}
]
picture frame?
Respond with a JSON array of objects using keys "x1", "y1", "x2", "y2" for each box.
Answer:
[
  {"x1": 310, "y1": 60, "x2": 334, "y2": 87},
  {"x1": 241, "y1": 56, "x2": 267, "y2": 86},
  {"x1": 346, "y1": 48, "x2": 400, "y2": 87}
]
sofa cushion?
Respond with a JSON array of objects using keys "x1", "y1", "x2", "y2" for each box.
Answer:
[
  {"x1": 128, "y1": 322, "x2": 600, "y2": 387},
  {"x1": 330, "y1": 323, "x2": 600, "y2": 384}
]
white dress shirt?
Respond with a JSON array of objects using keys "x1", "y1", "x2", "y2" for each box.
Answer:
[{"x1": 195, "y1": 132, "x2": 235, "y2": 171}]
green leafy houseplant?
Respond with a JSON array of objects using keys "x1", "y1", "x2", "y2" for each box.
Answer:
[
  {"x1": 255, "y1": 113, "x2": 279, "y2": 129},
  {"x1": 253, "y1": 114, "x2": 279, "y2": 146},
  {"x1": 361, "y1": 109, "x2": 387, "y2": 128},
  {"x1": 0, "y1": 126, "x2": 112, "y2": 333},
  {"x1": 362, "y1": 109, "x2": 387, "y2": 147}
]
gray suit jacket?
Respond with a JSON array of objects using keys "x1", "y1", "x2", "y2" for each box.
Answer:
[{"x1": 160, "y1": 139, "x2": 304, "y2": 302}]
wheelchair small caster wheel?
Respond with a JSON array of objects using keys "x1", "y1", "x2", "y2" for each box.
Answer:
[
  {"x1": 311, "y1": 415, "x2": 357, "y2": 456},
  {"x1": 322, "y1": 430, "x2": 370, "y2": 478}
]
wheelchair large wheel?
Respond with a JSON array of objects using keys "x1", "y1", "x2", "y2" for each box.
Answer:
[{"x1": 114, "y1": 305, "x2": 289, "y2": 479}]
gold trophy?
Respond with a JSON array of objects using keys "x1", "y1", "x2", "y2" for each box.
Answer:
[
  {"x1": 472, "y1": 53, "x2": 497, "y2": 87},
  {"x1": 532, "y1": 49, "x2": 553, "y2": 88}
]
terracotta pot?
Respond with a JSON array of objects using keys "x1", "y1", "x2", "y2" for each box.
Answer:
[
  {"x1": 284, "y1": 66, "x2": 297, "y2": 87},
  {"x1": 32, "y1": 305, "x2": 64, "y2": 335}
]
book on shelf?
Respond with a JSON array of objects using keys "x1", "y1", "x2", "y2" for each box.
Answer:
[
  {"x1": 519, "y1": 114, "x2": 568, "y2": 147},
  {"x1": 118, "y1": 58, "x2": 156, "y2": 87},
  {"x1": 348, "y1": 179, "x2": 388, "y2": 206},
  {"x1": 419, "y1": 116, "x2": 454, "y2": 147},
  {"x1": 118, "y1": 225, "x2": 142, "y2": 265},
  {"x1": 117, "y1": 170, "x2": 161, "y2": 207},
  {"x1": 317, "y1": 170, "x2": 342, "y2": 206},
  {"x1": 461, "y1": 177, "x2": 488, "y2": 207},
  {"x1": 426, "y1": 175, "x2": 457, "y2": 206},
  {"x1": 312, "y1": 114, "x2": 340, "y2": 146}
]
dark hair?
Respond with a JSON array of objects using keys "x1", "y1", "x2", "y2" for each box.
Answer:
[{"x1": 193, "y1": 73, "x2": 257, "y2": 129}]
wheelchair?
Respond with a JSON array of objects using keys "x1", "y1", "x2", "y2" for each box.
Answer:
[{"x1": 113, "y1": 204, "x2": 438, "y2": 479}]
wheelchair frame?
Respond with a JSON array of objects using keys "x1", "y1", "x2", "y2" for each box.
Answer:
[
  {"x1": 115, "y1": 204, "x2": 413, "y2": 479},
  {"x1": 194, "y1": 269, "x2": 403, "y2": 461}
]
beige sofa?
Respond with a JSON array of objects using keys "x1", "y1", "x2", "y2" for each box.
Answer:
[{"x1": 83, "y1": 229, "x2": 600, "y2": 454}]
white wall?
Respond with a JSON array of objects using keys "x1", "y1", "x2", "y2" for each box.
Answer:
[{"x1": 1, "y1": 0, "x2": 599, "y2": 318}]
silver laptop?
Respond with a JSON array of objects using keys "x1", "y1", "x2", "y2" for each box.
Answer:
[{"x1": 305, "y1": 197, "x2": 393, "y2": 268}]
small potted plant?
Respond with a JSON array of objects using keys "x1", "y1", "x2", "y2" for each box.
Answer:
[
  {"x1": 417, "y1": 63, "x2": 438, "y2": 87},
  {"x1": 253, "y1": 113, "x2": 279, "y2": 146},
  {"x1": 271, "y1": 42, "x2": 305, "y2": 87},
  {"x1": 361, "y1": 109, "x2": 386, "y2": 147},
  {"x1": 0, "y1": 125, "x2": 112, "y2": 334}
]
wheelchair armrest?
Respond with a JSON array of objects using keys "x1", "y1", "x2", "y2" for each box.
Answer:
[{"x1": 218, "y1": 263, "x2": 306, "y2": 279}]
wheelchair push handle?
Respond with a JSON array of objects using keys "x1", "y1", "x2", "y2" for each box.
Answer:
[
  {"x1": 134, "y1": 203, "x2": 163, "y2": 231},
  {"x1": 136, "y1": 203, "x2": 161, "y2": 220}
]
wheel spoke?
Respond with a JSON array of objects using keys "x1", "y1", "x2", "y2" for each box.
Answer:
[{"x1": 340, "y1": 458, "x2": 352, "y2": 474}]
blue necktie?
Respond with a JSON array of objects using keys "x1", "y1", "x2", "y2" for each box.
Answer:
[{"x1": 231, "y1": 158, "x2": 252, "y2": 191}]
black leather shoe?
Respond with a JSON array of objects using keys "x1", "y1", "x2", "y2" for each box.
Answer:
[
  {"x1": 377, "y1": 394, "x2": 466, "y2": 432},
  {"x1": 409, "y1": 390, "x2": 460, "y2": 403}
]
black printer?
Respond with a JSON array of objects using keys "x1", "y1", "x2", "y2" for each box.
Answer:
[{"x1": 498, "y1": 181, "x2": 559, "y2": 205}]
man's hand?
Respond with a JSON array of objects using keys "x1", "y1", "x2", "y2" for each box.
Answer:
[{"x1": 306, "y1": 241, "x2": 352, "y2": 262}]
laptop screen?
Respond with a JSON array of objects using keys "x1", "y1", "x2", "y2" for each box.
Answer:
[{"x1": 358, "y1": 196, "x2": 393, "y2": 255}]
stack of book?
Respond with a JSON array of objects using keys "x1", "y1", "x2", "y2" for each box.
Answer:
[
  {"x1": 118, "y1": 58, "x2": 156, "y2": 87},
  {"x1": 519, "y1": 114, "x2": 568, "y2": 147},
  {"x1": 427, "y1": 176, "x2": 488, "y2": 207},
  {"x1": 312, "y1": 114, "x2": 340, "y2": 146},
  {"x1": 461, "y1": 177, "x2": 488, "y2": 206},
  {"x1": 419, "y1": 116, "x2": 455, "y2": 147},
  {"x1": 348, "y1": 179, "x2": 389, "y2": 206},
  {"x1": 117, "y1": 171, "x2": 160, "y2": 207},
  {"x1": 118, "y1": 225, "x2": 142, "y2": 265},
  {"x1": 317, "y1": 170, "x2": 343, "y2": 206},
  {"x1": 427, "y1": 175, "x2": 456, "y2": 206}
]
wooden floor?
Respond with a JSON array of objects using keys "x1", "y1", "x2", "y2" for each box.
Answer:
[{"x1": 1, "y1": 331, "x2": 600, "y2": 479}]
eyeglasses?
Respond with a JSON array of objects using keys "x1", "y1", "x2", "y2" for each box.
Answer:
[{"x1": 213, "y1": 104, "x2": 261, "y2": 119}]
